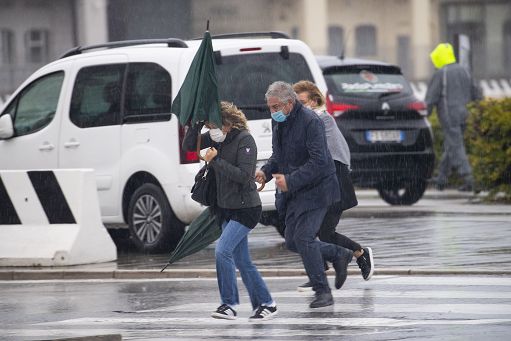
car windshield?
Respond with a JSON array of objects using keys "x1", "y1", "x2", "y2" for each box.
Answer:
[
  {"x1": 216, "y1": 52, "x2": 313, "y2": 120},
  {"x1": 324, "y1": 66, "x2": 413, "y2": 99}
]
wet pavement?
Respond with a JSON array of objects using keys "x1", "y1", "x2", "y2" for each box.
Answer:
[
  {"x1": 1, "y1": 189, "x2": 510, "y2": 340},
  {"x1": 110, "y1": 189, "x2": 511, "y2": 274},
  {"x1": 1, "y1": 275, "x2": 511, "y2": 340},
  {"x1": 1, "y1": 189, "x2": 510, "y2": 276}
]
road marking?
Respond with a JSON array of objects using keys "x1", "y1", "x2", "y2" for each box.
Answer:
[{"x1": 37, "y1": 316, "x2": 511, "y2": 327}]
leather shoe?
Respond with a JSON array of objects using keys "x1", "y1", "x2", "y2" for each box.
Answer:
[
  {"x1": 333, "y1": 248, "x2": 352, "y2": 289},
  {"x1": 309, "y1": 292, "x2": 334, "y2": 308}
]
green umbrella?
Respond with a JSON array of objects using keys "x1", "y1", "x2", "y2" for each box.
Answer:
[
  {"x1": 161, "y1": 208, "x2": 221, "y2": 271},
  {"x1": 171, "y1": 28, "x2": 222, "y2": 128}
]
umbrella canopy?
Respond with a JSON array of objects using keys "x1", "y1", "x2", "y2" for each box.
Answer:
[
  {"x1": 171, "y1": 30, "x2": 222, "y2": 128},
  {"x1": 161, "y1": 208, "x2": 221, "y2": 270}
]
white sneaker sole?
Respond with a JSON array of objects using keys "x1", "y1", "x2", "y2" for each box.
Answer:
[
  {"x1": 248, "y1": 311, "x2": 278, "y2": 322},
  {"x1": 364, "y1": 247, "x2": 374, "y2": 281},
  {"x1": 211, "y1": 312, "x2": 237, "y2": 320}
]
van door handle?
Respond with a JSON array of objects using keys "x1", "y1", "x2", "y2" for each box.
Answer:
[
  {"x1": 39, "y1": 142, "x2": 55, "y2": 151},
  {"x1": 63, "y1": 139, "x2": 80, "y2": 148}
]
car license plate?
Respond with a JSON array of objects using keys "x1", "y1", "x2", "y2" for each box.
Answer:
[{"x1": 365, "y1": 130, "x2": 403, "y2": 142}]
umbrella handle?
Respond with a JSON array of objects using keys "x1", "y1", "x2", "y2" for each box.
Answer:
[{"x1": 257, "y1": 182, "x2": 265, "y2": 192}]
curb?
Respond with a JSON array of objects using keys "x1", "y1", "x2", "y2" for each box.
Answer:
[{"x1": 1, "y1": 268, "x2": 510, "y2": 281}]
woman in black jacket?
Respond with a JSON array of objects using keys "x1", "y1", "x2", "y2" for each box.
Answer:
[{"x1": 184, "y1": 101, "x2": 277, "y2": 321}]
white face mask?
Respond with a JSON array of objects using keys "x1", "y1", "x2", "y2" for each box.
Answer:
[{"x1": 209, "y1": 128, "x2": 226, "y2": 142}]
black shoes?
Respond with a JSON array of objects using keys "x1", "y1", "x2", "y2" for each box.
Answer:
[
  {"x1": 249, "y1": 305, "x2": 278, "y2": 321},
  {"x1": 211, "y1": 304, "x2": 237, "y2": 320},
  {"x1": 297, "y1": 281, "x2": 313, "y2": 292},
  {"x1": 333, "y1": 248, "x2": 352, "y2": 289},
  {"x1": 356, "y1": 247, "x2": 374, "y2": 280},
  {"x1": 309, "y1": 292, "x2": 334, "y2": 308},
  {"x1": 429, "y1": 177, "x2": 446, "y2": 191}
]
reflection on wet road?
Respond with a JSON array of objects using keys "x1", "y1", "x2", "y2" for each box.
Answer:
[
  {"x1": 111, "y1": 211, "x2": 511, "y2": 272},
  {"x1": 2, "y1": 276, "x2": 511, "y2": 340}
]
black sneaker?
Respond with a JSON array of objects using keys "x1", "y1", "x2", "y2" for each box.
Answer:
[
  {"x1": 211, "y1": 304, "x2": 237, "y2": 320},
  {"x1": 309, "y1": 292, "x2": 334, "y2": 308},
  {"x1": 333, "y1": 248, "x2": 352, "y2": 289},
  {"x1": 249, "y1": 305, "x2": 277, "y2": 321},
  {"x1": 297, "y1": 281, "x2": 313, "y2": 292},
  {"x1": 356, "y1": 247, "x2": 374, "y2": 281}
]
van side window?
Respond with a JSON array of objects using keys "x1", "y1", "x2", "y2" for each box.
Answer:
[
  {"x1": 70, "y1": 64, "x2": 125, "y2": 128},
  {"x1": 124, "y1": 63, "x2": 172, "y2": 123},
  {"x1": 8, "y1": 71, "x2": 64, "y2": 136}
]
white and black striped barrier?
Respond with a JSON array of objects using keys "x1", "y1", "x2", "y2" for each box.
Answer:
[{"x1": 0, "y1": 169, "x2": 117, "y2": 266}]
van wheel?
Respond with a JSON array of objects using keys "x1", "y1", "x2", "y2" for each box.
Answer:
[
  {"x1": 127, "y1": 183, "x2": 185, "y2": 253},
  {"x1": 377, "y1": 179, "x2": 427, "y2": 206}
]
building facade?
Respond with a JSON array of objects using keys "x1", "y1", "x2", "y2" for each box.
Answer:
[{"x1": 1, "y1": 0, "x2": 510, "y2": 103}]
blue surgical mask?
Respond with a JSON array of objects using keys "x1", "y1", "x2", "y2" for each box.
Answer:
[{"x1": 271, "y1": 110, "x2": 287, "y2": 122}]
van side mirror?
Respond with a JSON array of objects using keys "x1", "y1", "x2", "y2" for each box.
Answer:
[{"x1": 0, "y1": 114, "x2": 14, "y2": 139}]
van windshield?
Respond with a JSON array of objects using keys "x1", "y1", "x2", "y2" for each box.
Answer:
[{"x1": 216, "y1": 52, "x2": 313, "y2": 120}]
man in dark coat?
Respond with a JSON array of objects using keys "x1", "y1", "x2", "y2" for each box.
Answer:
[
  {"x1": 255, "y1": 81, "x2": 353, "y2": 308},
  {"x1": 425, "y1": 43, "x2": 481, "y2": 191}
]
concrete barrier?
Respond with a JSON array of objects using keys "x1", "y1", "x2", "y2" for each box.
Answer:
[{"x1": 0, "y1": 169, "x2": 117, "y2": 266}]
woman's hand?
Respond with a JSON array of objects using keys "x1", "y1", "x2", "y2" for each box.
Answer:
[
  {"x1": 255, "y1": 170, "x2": 266, "y2": 184},
  {"x1": 204, "y1": 147, "x2": 218, "y2": 162}
]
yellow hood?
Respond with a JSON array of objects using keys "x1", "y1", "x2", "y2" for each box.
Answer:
[{"x1": 430, "y1": 43, "x2": 456, "y2": 69}]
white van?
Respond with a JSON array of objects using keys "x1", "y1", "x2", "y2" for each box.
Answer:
[{"x1": 0, "y1": 32, "x2": 327, "y2": 252}]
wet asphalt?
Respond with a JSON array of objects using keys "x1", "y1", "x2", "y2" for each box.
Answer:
[{"x1": 3, "y1": 188, "x2": 508, "y2": 278}]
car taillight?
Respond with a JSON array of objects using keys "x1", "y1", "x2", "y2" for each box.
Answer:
[
  {"x1": 325, "y1": 92, "x2": 360, "y2": 117},
  {"x1": 179, "y1": 125, "x2": 200, "y2": 164},
  {"x1": 407, "y1": 101, "x2": 428, "y2": 116}
]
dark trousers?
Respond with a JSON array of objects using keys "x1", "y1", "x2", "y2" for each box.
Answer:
[
  {"x1": 318, "y1": 201, "x2": 362, "y2": 252},
  {"x1": 285, "y1": 206, "x2": 343, "y2": 294}
]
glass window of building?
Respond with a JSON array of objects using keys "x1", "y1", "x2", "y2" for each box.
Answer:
[
  {"x1": 328, "y1": 25, "x2": 344, "y2": 56},
  {"x1": 355, "y1": 25, "x2": 377, "y2": 57},
  {"x1": 0, "y1": 29, "x2": 15, "y2": 64},
  {"x1": 25, "y1": 29, "x2": 49, "y2": 64}
]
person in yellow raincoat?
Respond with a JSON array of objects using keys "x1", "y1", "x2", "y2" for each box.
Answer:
[{"x1": 425, "y1": 43, "x2": 481, "y2": 192}]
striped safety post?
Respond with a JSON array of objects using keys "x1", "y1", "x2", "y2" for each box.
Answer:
[{"x1": 0, "y1": 169, "x2": 117, "y2": 266}]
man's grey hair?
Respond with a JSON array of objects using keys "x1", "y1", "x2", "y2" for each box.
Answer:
[{"x1": 265, "y1": 81, "x2": 297, "y2": 103}]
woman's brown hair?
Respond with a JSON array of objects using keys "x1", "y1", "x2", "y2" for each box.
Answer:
[
  {"x1": 220, "y1": 101, "x2": 248, "y2": 130},
  {"x1": 292, "y1": 80, "x2": 325, "y2": 107}
]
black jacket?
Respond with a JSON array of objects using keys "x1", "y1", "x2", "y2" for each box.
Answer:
[
  {"x1": 261, "y1": 101, "x2": 340, "y2": 214},
  {"x1": 183, "y1": 125, "x2": 261, "y2": 210}
]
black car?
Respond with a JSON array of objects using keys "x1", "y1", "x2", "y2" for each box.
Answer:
[{"x1": 316, "y1": 56, "x2": 435, "y2": 205}]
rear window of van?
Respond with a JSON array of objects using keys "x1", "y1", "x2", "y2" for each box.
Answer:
[{"x1": 216, "y1": 52, "x2": 313, "y2": 120}]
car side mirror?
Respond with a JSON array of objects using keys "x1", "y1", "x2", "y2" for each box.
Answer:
[{"x1": 0, "y1": 114, "x2": 14, "y2": 139}]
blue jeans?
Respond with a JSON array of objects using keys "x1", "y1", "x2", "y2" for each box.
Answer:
[
  {"x1": 285, "y1": 206, "x2": 348, "y2": 294},
  {"x1": 215, "y1": 219, "x2": 273, "y2": 310}
]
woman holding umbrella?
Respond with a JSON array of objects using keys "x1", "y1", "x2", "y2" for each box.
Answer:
[{"x1": 183, "y1": 101, "x2": 277, "y2": 321}]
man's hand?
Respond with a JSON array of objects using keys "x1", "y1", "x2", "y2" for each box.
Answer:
[
  {"x1": 272, "y1": 173, "x2": 288, "y2": 192},
  {"x1": 255, "y1": 170, "x2": 266, "y2": 184},
  {"x1": 204, "y1": 147, "x2": 217, "y2": 162}
]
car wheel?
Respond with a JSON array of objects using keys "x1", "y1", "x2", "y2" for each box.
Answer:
[
  {"x1": 377, "y1": 179, "x2": 427, "y2": 206},
  {"x1": 127, "y1": 183, "x2": 185, "y2": 253}
]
